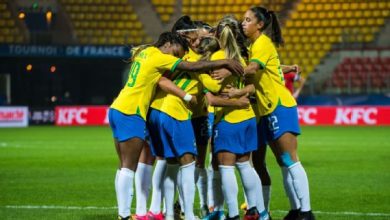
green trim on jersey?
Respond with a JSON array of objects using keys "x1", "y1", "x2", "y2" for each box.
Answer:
[
  {"x1": 249, "y1": 58, "x2": 266, "y2": 69},
  {"x1": 170, "y1": 59, "x2": 182, "y2": 73}
]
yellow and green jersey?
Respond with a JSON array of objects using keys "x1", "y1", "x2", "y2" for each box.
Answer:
[
  {"x1": 206, "y1": 50, "x2": 255, "y2": 124},
  {"x1": 151, "y1": 48, "x2": 222, "y2": 121},
  {"x1": 249, "y1": 34, "x2": 296, "y2": 116},
  {"x1": 110, "y1": 46, "x2": 182, "y2": 120}
]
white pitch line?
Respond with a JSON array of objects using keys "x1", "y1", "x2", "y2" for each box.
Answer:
[
  {"x1": 2, "y1": 206, "x2": 390, "y2": 217},
  {"x1": 272, "y1": 210, "x2": 390, "y2": 217}
]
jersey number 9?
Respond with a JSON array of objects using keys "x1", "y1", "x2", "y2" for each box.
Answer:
[{"x1": 127, "y1": 61, "x2": 141, "y2": 87}]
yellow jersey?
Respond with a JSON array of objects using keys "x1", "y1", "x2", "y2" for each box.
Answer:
[
  {"x1": 208, "y1": 50, "x2": 255, "y2": 124},
  {"x1": 110, "y1": 46, "x2": 182, "y2": 120},
  {"x1": 151, "y1": 48, "x2": 219, "y2": 121},
  {"x1": 249, "y1": 34, "x2": 296, "y2": 116}
]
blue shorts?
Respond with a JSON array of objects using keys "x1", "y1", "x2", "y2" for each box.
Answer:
[
  {"x1": 258, "y1": 105, "x2": 301, "y2": 146},
  {"x1": 213, "y1": 118, "x2": 257, "y2": 155},
  {"x1": 191, "y1": 116, "x2": 209, "y2": 146},
  {"x1": 147, "y1": 109, "x2": 197, "y2": 158},
  {"x1": 108, "y1": 108, "x2": 145, "y2": 142}
]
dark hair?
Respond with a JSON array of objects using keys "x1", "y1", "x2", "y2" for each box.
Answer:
[
  {"x1": 198, "y1": 36, "x2": 220, "y2": 61},
  {"x1": 250, "y1": 6, "x2": 284, "y2": 47},
  {"x1": 171, "y1": 15, "x2": 196, "y2": 32},
  {"x1": 131, "y1": 32, "x2": 188, "y2": 61},
  {"x1": 194, "y1": 20, "x2": 213, "y2": 31}
]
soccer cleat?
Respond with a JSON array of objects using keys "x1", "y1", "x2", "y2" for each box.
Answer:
[
  {"x1": 132, "y1": 214, "x2": 148, "y2": 220},
  {"x1": 174, "y1": 201, "x2": 184, "y2": 220},
  {"x1": 240, "y1": 202, "x2": 248, "y2": 211},
  {"x1": 283, "y1": 209, "x2": 300, "y2": 220},
  {"x1": 118, "y1": 216, "x2": 130, "y2": 220},
  {"x1": 297, "y1": 211, "x2": 315, "y2": 220},
  {"x1": 200, "y1": 205, "x2": 210, "y2": 218},
  {"x1": 146, "y1": 211, "x2": 164, "y2": 220},
  {"x1": 202, "y1": 210, "x2": 225, "y2": 220},
  {"x1": 244, "y1": 207, "x2": 260, "y2": 220}
]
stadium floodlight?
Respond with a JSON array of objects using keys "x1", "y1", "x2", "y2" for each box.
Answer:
[
  {"x1": 50, "y1": 65, "x2": 56, "y2": 73},
  {"x1": 26, "y1": 64, "x2": 32, "y2": 72}
]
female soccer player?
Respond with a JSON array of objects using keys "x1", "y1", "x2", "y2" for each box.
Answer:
[
  {"x1": 240, "y1": 6, "x2": 315, "y2": 220},
  {"x1": 109, "y1": 31, "x2": 244, "y2": 220},
  {"x1": 202, "y1": 16, "x2": 269, "y2": 220}
]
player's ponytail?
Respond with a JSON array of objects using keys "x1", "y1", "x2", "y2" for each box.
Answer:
[
  {"x1": 268, "y1": 11, "x2": 284, "y2": 48},
  {"x1": 217, "y1": 16, "x2": 243, "y2": 61},
  {"x1": 250, "y1": 7, "x2": 284, "y2": 47}
]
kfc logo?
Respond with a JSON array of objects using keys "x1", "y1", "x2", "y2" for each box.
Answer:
[
  {"x1": 298, "y1": 107, "x2": 317, "y2": 125},
  {"x1": 57, "y1": 108, "x2": 88, "y2": 125},
  {"x1": 334, "y1": 108, "x2": 377, "y2": 125}
]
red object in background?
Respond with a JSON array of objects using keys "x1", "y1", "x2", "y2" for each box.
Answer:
[
  {"x1": 55, "y1": 106, "x2": 109, "y2": 126},
  {"x1": 298, "y1": 106, "x2": 390, "y2": 125},
  {"x1": 55, "y1": 106, "x2": 390, "y2": 126},
  {"x1": 284, "y1": 71, "x2": 296, "y2": 94}
]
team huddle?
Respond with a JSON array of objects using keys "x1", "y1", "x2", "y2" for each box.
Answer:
[{"x1": 108, "y1": 6, "x2": 315, "y2": 220}]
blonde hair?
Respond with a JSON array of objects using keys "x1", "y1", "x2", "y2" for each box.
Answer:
[{"x1": 217, "y1": 16, "x2": 243, "y2": 61}]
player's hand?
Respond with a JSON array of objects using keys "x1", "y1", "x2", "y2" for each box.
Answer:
[
  {"x1": 225, "y1": 59, "x2": 244, "y2": 75},
  {"x1": 221, "y1": 84, "x2": 241, "y2": 98},
  {"x1": 211, "y1": 68, "x2": 231, "y2": 81},
  {"x1": 190, "y1": 95, "x2": 197, "y2": 105},
  {"x1": 293, "y1": 64, "x2": 301, "y2": 73},
  {"x1": 235, "y1": 93, "x2": 250, "y2": 108}
]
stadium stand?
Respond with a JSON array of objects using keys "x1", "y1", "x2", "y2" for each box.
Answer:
[
  {"x1": 59, "y1": 0, "x2": 151, "y2": 45},
  {"x1": 327, "y1": 57, "x2": 390, "y2": 94},
  {"x1": 151, "y1": 0, "x2": 175, "y2": 23},
  {"x1": 280, "y1": 0, "x2": 390, "y2": 76},
  {"x1": 182, "y1": 0, "x2": 287, "y2": 25},
  {"x1": 0, "y1": 0, "x2": 25, "y2": 43}
]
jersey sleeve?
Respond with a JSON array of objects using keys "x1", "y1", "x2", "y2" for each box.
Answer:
[
  {"x1": 155, "y1": 52, "x2": 183, "y2": 73},
  {"x1": 249, "y1": 41, "x2": 270, "y2": 70},
  {"x1": 197, "y1": 73, "x2": 222, "y2": 94}
]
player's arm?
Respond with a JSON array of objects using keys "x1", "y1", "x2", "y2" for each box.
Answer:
[
  {"x1": 176, "y1": 59, "x2": 244, "y2": 76},
  {"x1": 281, "y1": 64, "x2": 300, "y2": 74},
  {"x1": 244, "y1": 61, "x2": 261, "y2": 76},
  {"x1": 158, "y1": 76, "x2": 197, "y2": 105},
  {"x1": 204, "y1": 91, "x2": 249, "y2": 108},
  {"x1": 293, "y1": 75, "x2": 306, "y2": 99},
  {"x1": 222, "y1": 84, "x2": 255, "y2": 98}
]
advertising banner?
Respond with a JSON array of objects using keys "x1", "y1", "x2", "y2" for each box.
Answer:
[
  {"x1": 54, "y1": 106, "x2": 390, "y2": 126},
  {"x1": 298, "y1": 106, "x2": 390, "y2": 125},
  {"x1": 0, "y1": 106, "x2": 29, "y2": 127},
  {"x1": 55, "y1": 106, "x2": 108, "y2": 126},
  {"x1": 29, "y1": 107, "x2": 55, "y2": 125}
]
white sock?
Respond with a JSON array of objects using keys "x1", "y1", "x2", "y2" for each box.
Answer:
[
  {"x1": 164, "y1": 164, "x2": 179, "y2": 218},
  {"x1": 180, "y1": 161, "x2": 196, "y2": 220},
  {"x1": 117, "y1": 168, "x2": 134, "y2": 218},
  {"x1": 288, "y1": 162, "x2": 311, "y2": 211},
  {"x1": 282, "y1": 167, "x2": 301, "y2": 210},
  {"x1": 207, "y1": 167, "x2": 214, "y2": 208},
  {"x1": 212, "y1": 170, "x2": 224, "y2": 211},
  {"x1": 149, "y1": 160, "x2": 166, "y2": 214},
  {"x1": 262, "y1": 185, "x2": 271, "y2": 212},
  {"x1": 177, "y1": 169, "x2": 185, "y2": 213},
  {"x1": 115, "y1": 169, "x2": 120, "y2": 208},
  {"x1": 236, "y1": 161, "x2": 265, "y2": 213},
  {"x1": 135, "y1": 163, "x2": 153, "y2": 216},
  {"x1": 196, "y1": 167, "x2": 208, "y2": 207},
  {"x1": 219, "y1": 165, "x2": 239, "y2": 218}
]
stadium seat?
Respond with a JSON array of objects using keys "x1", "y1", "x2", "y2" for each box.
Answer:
[{"x1": 60, "y1": 0, "x2": 150, "y2": 45}]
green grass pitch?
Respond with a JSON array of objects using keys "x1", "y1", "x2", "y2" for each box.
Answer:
[{"x1": 0, "y1": 126, "x2": 390, "y2": 220}]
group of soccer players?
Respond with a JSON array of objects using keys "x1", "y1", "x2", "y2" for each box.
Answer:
[{"x1": 108, "y1": 5, "x2": 315, "y2": 220}]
